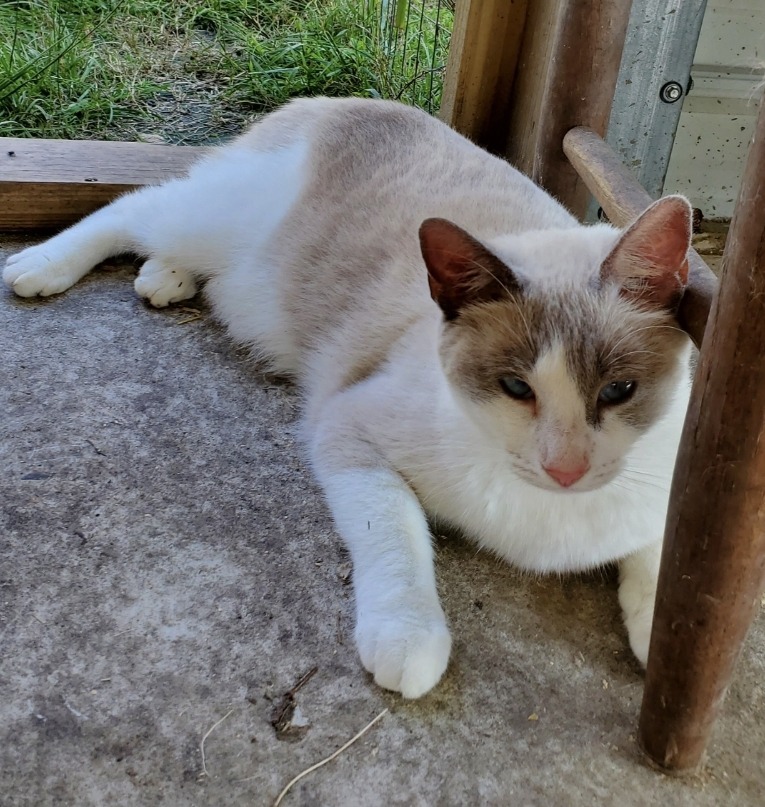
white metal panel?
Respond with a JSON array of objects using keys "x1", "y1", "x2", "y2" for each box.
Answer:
[
  {"x1": 663, "y1": 0, "x2": 763, "y2": 217},
  {"x1": 606, "y1": 1, "x2": 707, "y2": 200}
]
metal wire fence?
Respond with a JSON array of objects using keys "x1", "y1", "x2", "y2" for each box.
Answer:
[{"x1": 368, "y1": 0, "x2": 454, "y2": 113}]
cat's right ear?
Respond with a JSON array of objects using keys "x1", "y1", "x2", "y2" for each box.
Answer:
[
  {"x1": 600, "y1": 195, "x2": 692, "y2": 311},
  {"x1": 419, "y1": 218, "x2": 520, "y2": 321}
]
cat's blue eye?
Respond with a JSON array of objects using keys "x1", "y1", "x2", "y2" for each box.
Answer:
[
  {"x1": 598, "y1": 380, "x2": 637, "y2": 404},
  {"x1": 500, "y1": 376, "x2": 534, "y2": 400}
]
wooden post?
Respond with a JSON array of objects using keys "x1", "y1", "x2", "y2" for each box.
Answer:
[
  {"x1": 505, "y1": 0, "x2": 633, "y2": 218},
  {"x1": 439, "y1": 0, "x2": 528, "y2": 152},
  {"x1": 562, "y1": 126, "x2": 718, "y2": 349},
  {"x1": 503, "y1": 0, "x2": 566, "y2": 175},
  {"x1": 638, "y1": 101, "x2": 765, "y2": 772}
]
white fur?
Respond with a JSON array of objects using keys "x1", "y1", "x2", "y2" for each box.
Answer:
[{"x1": 3, "y1": 98, "x2": 691, "y2": 697}]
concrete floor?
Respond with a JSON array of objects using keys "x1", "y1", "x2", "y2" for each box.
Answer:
[{"x1": 2, "y1": 238, "x2": 763, "y2": 807}]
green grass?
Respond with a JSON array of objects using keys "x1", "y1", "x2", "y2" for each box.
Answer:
[{"x1": 0, "y1": 0, "x2": 453, "y2": 144}]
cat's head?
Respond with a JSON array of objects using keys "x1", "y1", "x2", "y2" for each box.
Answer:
[{"x1": 420, "y1": 196, "x2": 692, "y2": 493}]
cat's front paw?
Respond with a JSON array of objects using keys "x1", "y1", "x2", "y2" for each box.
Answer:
[
  {"x1": 355, "y1": 607, "x2": 451, "y2": 698},
  {"x1": 3, "y1": 243, "x2": 86, "y2": 297}
]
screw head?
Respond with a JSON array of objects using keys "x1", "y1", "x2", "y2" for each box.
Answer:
[{"x1": 660, "y1": 81, "x2": 683, "y2": 103}]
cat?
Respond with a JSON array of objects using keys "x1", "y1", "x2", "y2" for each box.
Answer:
[{"x1": 3, "y1": 97, "x2": 693, "y2": 699}]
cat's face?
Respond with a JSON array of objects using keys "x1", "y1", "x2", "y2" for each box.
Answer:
[
  {"x1": 420, "y1": 195, "x2": 693, "y2": 493},
  {"x1": 439, "y1": 290, "x2": 688, "y2": 492}
]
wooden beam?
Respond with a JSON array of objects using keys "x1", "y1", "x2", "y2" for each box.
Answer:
[
  {"x1": 638, "y1": 99, "x2": 765, "y2": 772},
  {"x1": 505, "y1": 0, "x2": 634, "y2": 218},
  {"x1": 0, "y1": 137, "x2": 206, "y2": 232},
  {"x1": 439, "y1": 0, "x2": 528, "y2": 152},
  {"x1": 503, "y1": 0, "x2": 560, "y2": 174},
  {"x1": 563, "y1": 126, "x2": 718, "y2": 349}
]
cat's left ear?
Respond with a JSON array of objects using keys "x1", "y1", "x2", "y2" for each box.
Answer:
[
  {"x1": 600, "y1": 195, "x2": 692, "y2": 310},
  {"x1": 419, "y1": 218, "x2": 520, "y2": 321}
]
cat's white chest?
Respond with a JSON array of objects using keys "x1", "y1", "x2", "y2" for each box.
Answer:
[
  {"x1": 426, "y1": 459, "x2": 668, "y2": 572},
  {"x1": 395, "y1": 401, "x2": 680, "y2": 574}
]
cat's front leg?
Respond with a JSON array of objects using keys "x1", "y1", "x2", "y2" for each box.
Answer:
[
  {"x1": 313, "y1": 446, "x2": 451, "y2": 698},
  {"x1": 618, "y1": 541, "x2": 663, "y2": 666}
]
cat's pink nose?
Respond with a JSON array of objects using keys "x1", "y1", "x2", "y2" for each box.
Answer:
[{"x1": 543, "y1": 463, "x2": 589, "y2": 488}]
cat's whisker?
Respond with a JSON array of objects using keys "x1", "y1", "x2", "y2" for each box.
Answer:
[
  {"x1": 424, "y1": 248, "x2": 518, "y2": 299},
  {"x1": 607, "y1": 348, "x2": 661, "y2": 361},
  {"x1": 611, "y1": 476, "x2": 668, "y2": 494},
  {"x1": 622, "y1": 467, "x2": 669, "y2": 481},
  {"x1": 601, "y1": 322, "x2": 685, "y2": 363}
]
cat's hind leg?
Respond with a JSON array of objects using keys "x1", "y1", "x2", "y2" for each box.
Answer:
[
  {"x1": 3, "y1": 182, "x2": 177, "y2": 298},
  {"x1": 133, "y1": 258, "x2": 197, "y2": 308},
  {"x1": 619, "y1": 541, "x2": 662, "y2": 665}
]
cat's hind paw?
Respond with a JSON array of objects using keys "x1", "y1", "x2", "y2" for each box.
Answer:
[
  {"x1": 619, "y1": 579, "x2": 655, "y2": 666},
  {"x1": 3, "y1": 243, "x2": 89, "y2": 298},
  {"x1": 623, "y1": 606, "x2": 652, "y2": 667},
  {"x1": 356, "y1": 609, "x2": 451, "y2": 699},
  {"x1": 134, "y1": 258, "x2": 197, "y2": 308},
  {"x1": 619, "y1": 545, "x2": 661, "y2": 667}
]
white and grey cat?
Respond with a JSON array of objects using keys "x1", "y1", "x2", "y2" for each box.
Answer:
[{"x1": 4, "y1": 98, "x2": 693, "y2": 698}]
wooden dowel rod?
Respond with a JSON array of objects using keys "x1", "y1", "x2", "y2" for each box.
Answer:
[
  {"x1": 563, "y1": 126, "x2": 657, "y2": 224},
  {"x1": 637, "y1": 99, "x2": 765, "y2": 772},
  {"x1": 563, "y1": 126, "x2": 718, "y2": 349}
]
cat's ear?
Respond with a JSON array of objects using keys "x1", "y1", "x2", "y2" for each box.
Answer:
[
  {"x1": 419, "y1": 218, "x2": 520, "y2": 321},
  {"x1": 600, "y1": 195, "x2": 692, "y2": 310}
]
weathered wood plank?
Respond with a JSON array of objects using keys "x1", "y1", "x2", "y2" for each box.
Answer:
[
  {"x1": 638, "y1": 98, "x2": 765, "y2": 772},
  {"x1": 0, "y1": 137, "x2": 207, "y2": 231},
  {"x1": 562, "y1": 125, "x2": 718, "y2": 349},
  {"x1": 439, "y1": 0, "x2": 528, "y2": 151},
  {"x1": 504, "y1": 0, "x2": 560, "y2": 174}
]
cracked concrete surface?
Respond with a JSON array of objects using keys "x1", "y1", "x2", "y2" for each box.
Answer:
[{"x1": 2, "y1": 239, "x2": 764, "y2": 806}]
